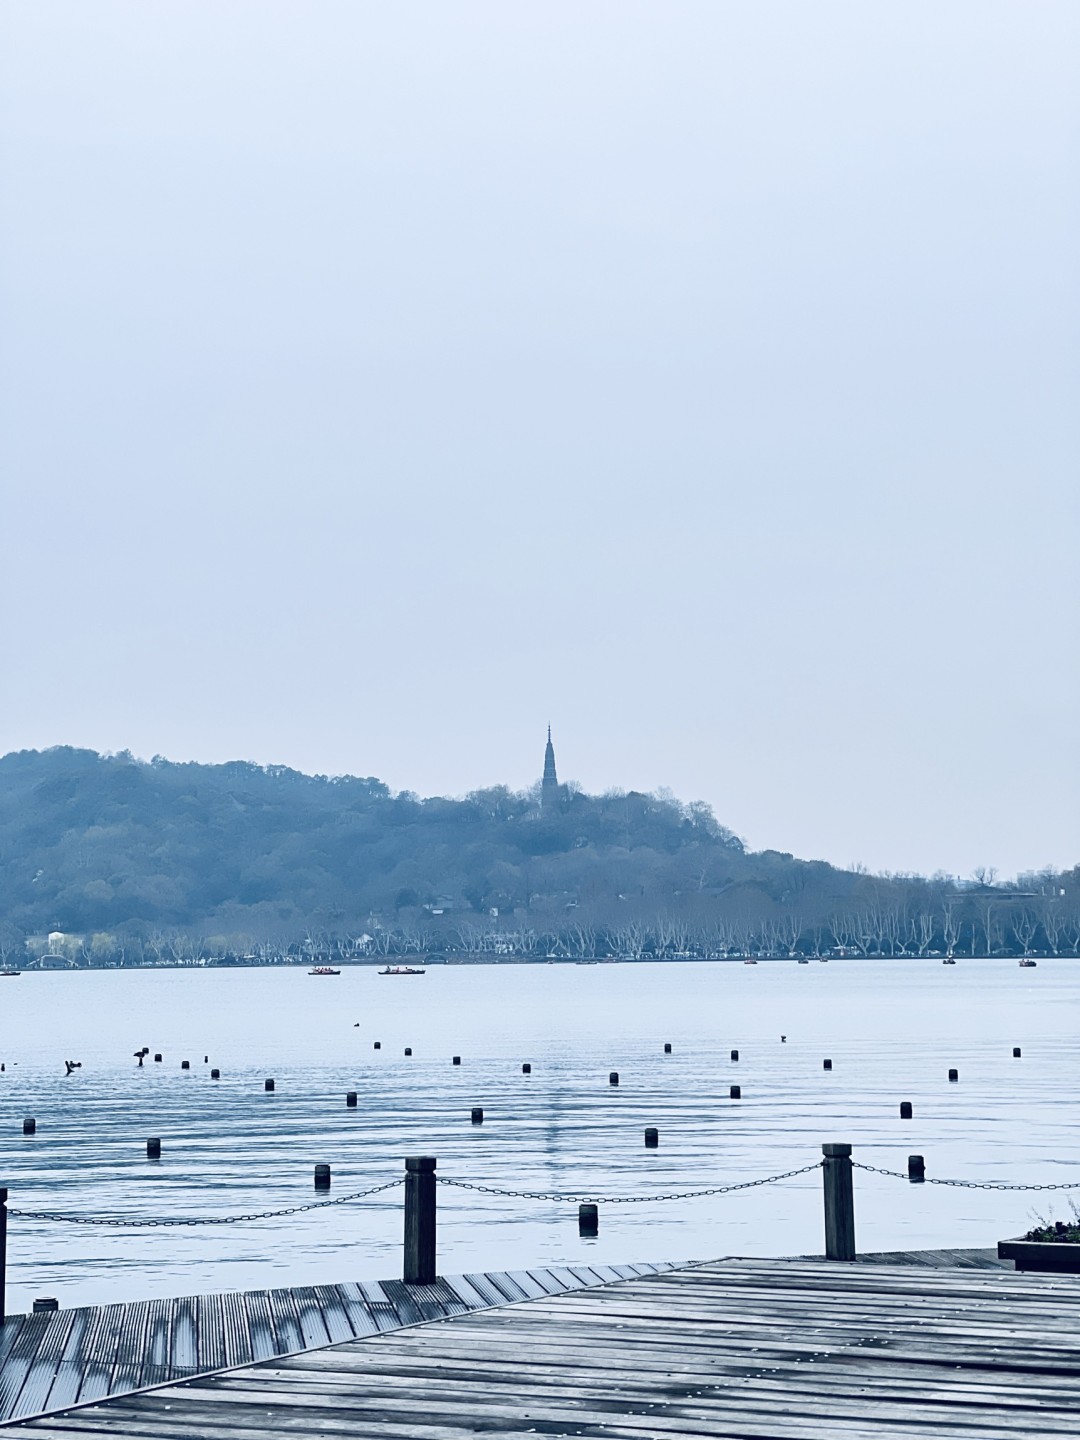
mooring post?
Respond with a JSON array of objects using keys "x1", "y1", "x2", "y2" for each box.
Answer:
[
  {"x1": 403, "y1": 1156, "x2": 437, "y2": 1285},
  {"x1": 908, "y1": 1154, "x2": 925, "y2": 1183},
  {"x1": 0, "y1": 1186, "x2": 7, "y2": 1325},
  {"x1": 822, "y1": 1142, "x2": 856, "y2": 1261}
]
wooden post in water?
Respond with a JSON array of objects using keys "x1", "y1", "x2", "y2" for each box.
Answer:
[
  {"x1": 154, "y1": 1054, "x2": 162, "y2": 1062},
  {"x1": 264, "y1": 1078, "x2": 275, "y2": 1092},
  {"x1": 403, "y1": 1157, "x2": 437, "y2": 1285},
  {"x1": 578, "y1": 1203, "x2": 598, "y2": 1236},
  {"x1": 644, "y1": 1127, "x2": 659, "y2": 1148},
  {"x1": 609, "y1": 1071, "x2": 619, "y2": 1086},
  {"x1": 899, "y1": 1101, "x2": 913, "y2": 1119},
  {"x1": 1013, "y1": 1047, "x2": 1021, "y2": 1058},
  {"x1": 210, "y1": 1069, "x2": 220, "y2": 1080},
  {"x1": 0, "y1": 1186, "x2": 7, "y2": 1326},
  {"x1": 730, "y1": 1049, "x2": 739, "y2": 1062},
  {"x1": 181, "y1": 1061, "x2": 190, "y2": 1071},
  {"x1": 522, "y1": 1063, "x2": 531, "y2": 1074},
  {"x1": 823, "y1": 1059, "x2": 833, "y2": 1071},
  {"x1": 404, "y1": 1048, "x2": 412, "y2": 1057},
  {"x1": 22, "y1": 1119, "x2": 35, "y2": 1136},
  {"x1": 314, "y1": 1164, "x2": 331, "y2": 1190},
  {"x1": 471, "y1": 1107, "x2": 483, "y2": 1124},
  {"x1": 346, "y1": 1092, "x2": 357, "y2": 1108},
  {"x1": 373, "y1": 1042, "x2": 381, "y2": 1050},
  {"x1": 822, "y1": 1142, "x2": 856, "y2": 1261},
  {"x1": 146, "y1": 1138, "x2": 161, "y2": 1159},
  {"x1": 948, "y1": 1069, "x2": 958, "y2": 1082},
  {"x1": 908, "y1": 1154, "x2": 925, "y2": 1183},
  {"x1": 663, "y1": 1043, "x2": 672, "y2": 1053},
  {"x1": 730, "y1": 1085, "x2": 741, "y2": 1099},
  {"x1": 452, "y1": 1057, "x2": 461, "y2": 1066}
]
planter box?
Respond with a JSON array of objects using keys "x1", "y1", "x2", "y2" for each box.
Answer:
[{"x1": 998, "y1": 1237, "x2": 1080, "y2": 1273}]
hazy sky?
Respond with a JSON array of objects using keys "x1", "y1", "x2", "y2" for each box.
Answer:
[{"x1": 1, "y1": 2, "x2": 1077, "y2": 879}]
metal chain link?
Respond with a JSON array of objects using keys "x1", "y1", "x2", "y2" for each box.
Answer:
[
  {"x1": 8, "y1": 1177, "x2": 404, "y2": 1226},
  {"x1": 435, "y1": 1161, "x2": 823, "y2": 1205},
  {"x1": 853, "y1": 1162, "x2": 1080, "y2": 1193}
]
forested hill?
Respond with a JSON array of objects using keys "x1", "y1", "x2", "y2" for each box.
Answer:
[{"x1": 0, "y1": 747, "x2": 1074, "y2": 962}]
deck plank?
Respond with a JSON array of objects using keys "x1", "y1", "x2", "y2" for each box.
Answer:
[{"x1": 12, "y1": 1253, "x2": 1073, "y2": 1435}]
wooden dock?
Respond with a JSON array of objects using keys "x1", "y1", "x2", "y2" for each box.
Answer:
[
  {"x1": 0, "y1": 1261, "x2": 678, "y2": 1426},
  {"x1": 6, "y1": 1255, "x2": 1080, "y2": 1437}
]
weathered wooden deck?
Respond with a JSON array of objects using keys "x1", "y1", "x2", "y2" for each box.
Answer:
[
  {"x1": 0, "y1": 1261, "x2": 678, "y2": 1426},
  {"x1": 6, "y1": 1255, "x2": 1080, "y2": 1438}
]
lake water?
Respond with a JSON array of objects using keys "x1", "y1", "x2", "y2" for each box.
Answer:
[{"x1": 0, "y1": 959, "x2": 1076, "y2": 1310}]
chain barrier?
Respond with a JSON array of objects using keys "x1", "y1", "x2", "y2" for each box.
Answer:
[
  {"x1": 434, "y1": 1161, "x2": 823, "y2": 1205},
  {"x1": 8, "y1": 1177, "x2": 404, "y2": 1227},
  {"x1": 853, "y1": 1162, "x2": 1080, "y2": 1193}
]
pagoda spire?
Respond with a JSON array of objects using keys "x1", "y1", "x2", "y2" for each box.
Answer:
[{"x1": 541, "y1": 726, "x2": 559, "y2": 810}]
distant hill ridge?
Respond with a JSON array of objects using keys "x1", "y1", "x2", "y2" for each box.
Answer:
[{"x1": 0, "y1": 747, "x2": 1073, "y2": 961}]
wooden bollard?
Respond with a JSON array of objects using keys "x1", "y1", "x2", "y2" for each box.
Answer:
[
  {"x1": 22, "y1": 1118, "x2": 35, "y2": 1135},
  {"x1": 644, "y1": 1127, "x2": 659, "y2": 1148},
  {"x1": 908, "y1": 1154, "x2": 925, "y2": 1183},
  {"x1": 373, "y1": 1041, "x2": 381, "y2": 1050},
  {"x1": 264, "y1": 1078, "x2": 275, "y2": 1092},
  {"x1": 403, "y1": 1156, "x2": 437, "y2": 1284},
  {"x1": 203, "y1": 1056, "x2": 208, "y2": 1064},
  {"x1": 899, "y1": 1101, "x2": 913, "y2": 1119},
  {"x1": 823, "y1": 1059, "x2": 833, "y2": 1071},
  {"x1": 664, "y1": 1043, "x2": 672, "y2": 1053},
  {"x1": 210, "y1": 1068, "x2": 220, "y2": 1079},
  {"x1": 452, "y1": 1056, "x2": 461, "y2": 1066},
  {"x1": 471, "y1": 1107, "x2": 484, "y2": 1124},
  {"x1": 346, "y1": 1091, "x2": 357, "y2": 1108},
  {"x1": 404, "y1": 1048, "x2": 412, "y2": 1057},
  {"x1": 314, "y1": 1164, "x2": 331, "y2": 1190},
  {"x1": 0, "y1": 1187, "x2": 7, "y2": 1326},
  {"x1": 1013, "y1": 1047, "x2": 1021, "y2": 1058},
  {"x1": 146, "y1": 1138, "x2": 161, "y2": 1159},
  {"x1": 730, "y1": 1049, "x2": 739, "y2": 1062},
  {"x1": 578, "y1": 1203, "x2": 598, "y2": 1236},
  {"x1": 822, "y1": 1142, "x2": 856, "y2": 1261},
  {"x1": 609, "y1": 1071, "x2": 619, "y2": 1086},
  {"x1": 154, "y1": 1053, "x2": 162, "y2": 1062},
  {"x1": 181, "y1": 1060, "x2": 190, "y2": 1070},
  {"x1": 730, "y1": 1085, "x2": 741, "y2": 1099},
  {"x1": 948, "y1": 1068, "x2": 958, "y2": 1082},
  {"x1": 32, "y1": 1298, "x2": 58, "y2": 1313},
  {"x1": 522, "y1": 1063, "x2": 532, "y2": 1074}
]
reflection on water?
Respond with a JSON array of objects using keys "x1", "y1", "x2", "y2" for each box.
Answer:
[{"x1": 0, "y1": 959, "x2": 1074, "y2": 1308}]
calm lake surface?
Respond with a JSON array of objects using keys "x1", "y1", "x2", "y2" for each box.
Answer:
[{"x1": 0, "y1": 959, "x2": 1076, "y2": 1309}]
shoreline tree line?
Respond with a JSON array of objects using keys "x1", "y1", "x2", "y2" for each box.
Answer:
[{"x1": 1, "y1": 747, "x2": 1074, "y2": 966}]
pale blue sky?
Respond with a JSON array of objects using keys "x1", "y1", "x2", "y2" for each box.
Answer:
[{"x1": 1, "y1": 1, "x2": 1077, "y2": 877}]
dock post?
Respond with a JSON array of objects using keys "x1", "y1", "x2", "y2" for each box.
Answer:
[
  {"x1": 403, "y1": 1156, "x2": 437, "y2": 1285},
  {"x1": 0, "y1": 1186, "x2": 7, "y2": 1325},
  {"x1": 822, "y1": 1143, "x2": 856, "y2": 1261}
]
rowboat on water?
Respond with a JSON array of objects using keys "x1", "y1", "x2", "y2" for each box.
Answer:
[{"x1": 308, "y1": 966, "x2": 340, "y2": 976}]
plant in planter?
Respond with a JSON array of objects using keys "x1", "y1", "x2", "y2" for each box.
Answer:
[{"x1": 999, "y1": 1205, "x2": 1080, "y2": 1272}]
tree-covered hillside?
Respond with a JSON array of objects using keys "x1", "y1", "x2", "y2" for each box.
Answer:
[{"x1": 0, "y1": 748, "x2": 1074, "y2": 962}]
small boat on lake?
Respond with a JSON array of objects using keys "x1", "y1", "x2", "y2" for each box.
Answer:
[
  {"x1": 0, "y1": 968, "x2": 20, "y2": 977},
  {"x1": 379, "y1": 965, "x2": 426, "y2": 976},
  {"x1": 308, "y1": 966, "x2": 340, "y2": 976},
  {"x1": 942, "y1": 957, "x2": 957, "y2": 965},
  {"x1": 743, "y1": 958, "x2": 757, "y2": 965},
  {"x1": 1019, "y1": 958, "x2": 1038, "y2": 968}
]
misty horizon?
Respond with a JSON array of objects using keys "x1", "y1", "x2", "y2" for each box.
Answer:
[{"x1": 2, "y1": 3, "x2": 1076, "y2": 880}]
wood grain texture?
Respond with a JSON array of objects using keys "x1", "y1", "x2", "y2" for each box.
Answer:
[
  {"x1": 0, "y1": 1262, "x2": 677, "y2": 1426},
  {"x1": 5, "y1": 1256, "x2": 1080, "y2": 1438}
]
